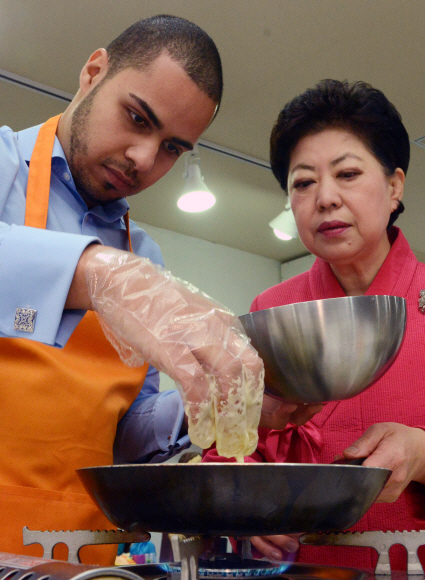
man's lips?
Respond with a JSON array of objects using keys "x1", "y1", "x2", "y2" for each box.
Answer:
[
  {"x1": 317, "y1": 221, "x2": 351, "y2": 236},
  {"x1": 104, "y1": 165, "x2": 137, "y2": 191}
]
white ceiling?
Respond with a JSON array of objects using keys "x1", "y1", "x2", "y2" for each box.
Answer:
[{"x1": 1, "y1": 0, "x2": 425, "y2": 263}]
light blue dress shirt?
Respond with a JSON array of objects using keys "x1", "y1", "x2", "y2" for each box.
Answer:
[{"x1": 0, "y1": 123, "x2": 189, "y2": 462}]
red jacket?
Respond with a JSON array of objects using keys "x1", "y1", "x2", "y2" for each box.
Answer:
[{"x1": 204, "y1": 229, "x2": 425, "y2": 571}]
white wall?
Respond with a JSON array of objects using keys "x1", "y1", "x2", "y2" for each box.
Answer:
[
  {"x1": 138, "y1": 221, "x2": 281, "y2": 315},
  {"x1": 280, "y1": 253, "x2": 315, "y2": 281}
]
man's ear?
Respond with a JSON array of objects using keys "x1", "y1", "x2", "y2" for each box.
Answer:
[
  {"x1": 389, "y1": 167, "x2": 405, "y2": 212},
  {"x1": 79, "y1": 48, "x2": 109, "y2": 95}
]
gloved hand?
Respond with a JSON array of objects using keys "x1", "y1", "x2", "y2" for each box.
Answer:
[{"x1": 85, "y1": 247, "x2": 264, "y2": 460}]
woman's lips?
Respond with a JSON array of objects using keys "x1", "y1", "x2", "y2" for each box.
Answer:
[{"x1": 317, "y1": 221, "x2": 351, "y2": 237}]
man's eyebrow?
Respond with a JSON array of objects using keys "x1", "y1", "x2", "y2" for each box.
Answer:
[
  {"x1": 129, "y1": 93, "x2": 162, "y2": 129},
  {"x1": 129, "y1": 93, "x2": 194, "y2": 151},
  {"x1": 169, "y1": 136, "x2": 194, "y2": 151}
]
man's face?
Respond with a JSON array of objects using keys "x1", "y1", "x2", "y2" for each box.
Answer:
[{"x1": 68, "y1": 53, "x2": 217, "y2": 207}]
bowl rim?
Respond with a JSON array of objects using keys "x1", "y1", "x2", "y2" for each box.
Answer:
[{"x1": 239, "y1": 294, "x2": 406, "y2": 319}]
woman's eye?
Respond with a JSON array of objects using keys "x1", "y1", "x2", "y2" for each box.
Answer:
[
  {"x1": 293, "y1": 179, "x2": 314, "y2": 190},
  {"x1": 130, "y1": 111, "x2": 147, "y2": 127},
  {"x1": 339, "y1": 170, "x2": 361, "y2": 179}
]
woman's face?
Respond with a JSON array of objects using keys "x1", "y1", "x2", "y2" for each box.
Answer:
[{"x1": 287, "y1": 128, "x2": 404, "y2": 270}]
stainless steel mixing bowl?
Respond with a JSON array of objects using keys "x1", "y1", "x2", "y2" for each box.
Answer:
[{"x1": 239, "y1": 295, "x2": 406, "y2": 403}]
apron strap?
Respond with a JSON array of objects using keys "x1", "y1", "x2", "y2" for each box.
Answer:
[
  {"x1": 25, "y1": 115, "x2": 61, "y2": 229},
  {"x1": 123, "y1": 211, "x2": 133, "y2": 253},
  {"x1": 24, "y1": 114, "x2": 133, "y2": 250}
]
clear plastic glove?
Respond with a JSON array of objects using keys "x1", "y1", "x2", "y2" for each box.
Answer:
[{"x1": 85, "y1": 247, "x2": 265, "y2": 459}]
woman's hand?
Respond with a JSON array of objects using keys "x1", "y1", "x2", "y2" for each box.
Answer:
[
  {"x1": 260, "y1": 394, "x2": 323, "y2": 430},
  {"x1": 250, "y1": 534, "x2": 300, "y2": 560},
  {"x1": 341, "y1": 422, "x2": 425, "y2": 502}
]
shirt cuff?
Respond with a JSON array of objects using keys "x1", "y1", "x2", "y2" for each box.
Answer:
[{"x1": 0, "y1": 224, "x2": 99, "y2": 345}]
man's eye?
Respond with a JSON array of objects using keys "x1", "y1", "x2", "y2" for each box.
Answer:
[
  {"x1": 164, "y1": 141, "x2": 180, "y2": 155},
  {"x1": 130, "y1": 111, "x2": 147, "y2": 127}
]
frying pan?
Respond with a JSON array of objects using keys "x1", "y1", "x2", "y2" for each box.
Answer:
[{"x1": 77, "y1": 463, "x2": 390, "y2": 536}]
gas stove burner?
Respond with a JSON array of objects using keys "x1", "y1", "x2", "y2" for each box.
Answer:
[{"x1": 168, "y1": 556, "x2": 291, "y2": 579}]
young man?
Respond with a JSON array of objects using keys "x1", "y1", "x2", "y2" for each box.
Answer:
[{"x1": 0, "y1": 15, "x2": 266, "y2": 564}]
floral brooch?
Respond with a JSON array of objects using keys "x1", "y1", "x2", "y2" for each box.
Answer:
[{"x1": 419, "y1": 290, "x2": 425, "y2": 313}]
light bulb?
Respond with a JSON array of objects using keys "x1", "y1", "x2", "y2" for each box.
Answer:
[
  {"x1": 273, "y1": 229, "x2": 293, "y2": 241},
  {"x1": 177, "y1": 190, "x2": 216, "y2": 212},
  {"x1": 178, "y1": 158, "x2": 216, "y2": 213}
]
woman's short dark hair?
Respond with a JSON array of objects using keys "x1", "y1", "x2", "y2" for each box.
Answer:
[
  {"x1": 270, "y1": 79, "x2": 410, "y2": 226},
  {"x1": 105, "y1": 15, "x2": 223, "y2": 111}
]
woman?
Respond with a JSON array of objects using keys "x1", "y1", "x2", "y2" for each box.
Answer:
[{"x1": 204, "y1": 80, "x2": 425, "y2": 571}]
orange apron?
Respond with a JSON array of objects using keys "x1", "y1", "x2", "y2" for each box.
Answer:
[{"x1": 0, "y1": 116, "x2": 149, "y2": 564}]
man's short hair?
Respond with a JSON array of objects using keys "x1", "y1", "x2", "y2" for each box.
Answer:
[{"x1": 106, "y1": 14, "x2": 223, "y2": 109}]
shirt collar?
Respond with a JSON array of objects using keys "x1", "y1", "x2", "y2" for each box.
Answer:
[
  {"x1": 88, "y1": 198, "x2": 130, "y2": 223},
  {"x1": 18, "y1": 124, "x2": 65, "y2": 164}
]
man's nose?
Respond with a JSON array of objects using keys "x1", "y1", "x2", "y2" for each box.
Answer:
[
  {"x1": 125, "y1": 140, "x2": 159, "y2": 173},
  {"x1": 316, "y1": 178, "x2": 342, "y2": 209}
]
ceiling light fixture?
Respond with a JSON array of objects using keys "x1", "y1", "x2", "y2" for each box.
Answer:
[
  {"x1": 269, "y1": 199, "x2": 298, "y2": 241},
  {"x1": 412, "y1": 135, "x2": 425, "y2": 150},
  {"x1": 177, "y1": 146, "x2": 216, "y2": 213}
]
